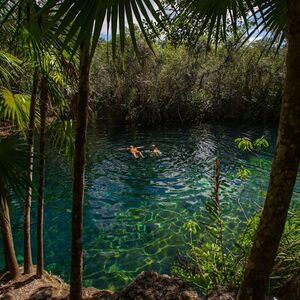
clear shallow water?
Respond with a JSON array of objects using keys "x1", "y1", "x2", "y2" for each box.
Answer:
[{"x1": 4, "y1": 123, "x2": 300, "y2": 290}]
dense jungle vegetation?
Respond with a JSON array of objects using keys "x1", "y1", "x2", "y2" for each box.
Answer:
[
  {"x1": 1, "y1": 35, "x2": 286, "y2": 128},
  {"x1": 91, "y1": 38, "x2": 286, "y2": 125}
]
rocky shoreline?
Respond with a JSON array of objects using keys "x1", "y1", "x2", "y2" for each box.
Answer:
[
  {"x1": 0, "y1": 269, "x2": 236, "y2": 300},
  {"x1": 1, "y1": 268, "x2": 299, "y2": 299}
]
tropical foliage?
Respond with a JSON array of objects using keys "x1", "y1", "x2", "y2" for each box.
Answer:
[
  {"x1": 173, "y1": 156, "x2": 300, "y2": 295},
  {"x1": 174, "y1": 205, "x2": 300, "y2": 294},
  {"x1": 91, "y1": 37, "x2": 285, "y2": 125}
]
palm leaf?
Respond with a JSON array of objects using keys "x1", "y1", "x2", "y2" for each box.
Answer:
[
  {"x1": 0, "y1": 51, "x2": 22, "y2": 85},
  {"x1": 40, "y1": 0, "x2": 168, "y2": 57},
  {"x1": 256, "y1": 0, "x2": 287, "y2": 50},
  {"x1": 176, "y1": 0, "x2": 287, "y2": 49},
  {"x1": 1, "y1": 1, "x2": 68, "y2": 69},
  {"x1": 48, "y1": 119, "x2": 75, "y2": 160},
  {"x1": 0, "y1": 87, "x2": 30, "y2": 128}
]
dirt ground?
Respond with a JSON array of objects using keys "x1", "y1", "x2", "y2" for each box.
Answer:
[
  {"x1": 0, "y1": 267, "x2": 113, "y2": 300},
  {"x1": 3, "y1": 269, "x2": 284, "y2": 300},
  {"x1": 0, "y1": 269, "x2": 206, "y2": 300}
]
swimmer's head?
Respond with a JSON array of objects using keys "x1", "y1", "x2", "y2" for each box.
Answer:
[
  {"x1": 130, "y1": 145, "x2": 134, "y2": 149},
  {"x1": 150, "y1": 144, "x2": 156, "y2": 150}
]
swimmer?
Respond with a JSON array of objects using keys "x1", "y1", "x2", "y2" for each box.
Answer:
[
  {"x1": 150, "y1": 144, "x2": 161, "y2": 157},
  {"x1": 127, "y1": 145, "x2": 144, "y2": 158}
]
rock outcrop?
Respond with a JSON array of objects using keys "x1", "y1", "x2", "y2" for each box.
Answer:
[{"x1": 116, "y1": 271, "x2": 204, "y2": 300}]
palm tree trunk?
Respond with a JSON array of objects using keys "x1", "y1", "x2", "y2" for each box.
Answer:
[
  {"x1": 0, "y1": 193, "x2": 20, "y2": 279},
  {"x1": 24, "y1": 68, "x2": 39, "y2": 274},
  {"x1": 70, "y1": 40, "x2": 91, "y2": 300},
  {"x1": 237, "y1": 1, "x2": 300, "y2": 299},
  {"x1": 36, "y1": 76, "x2": 48, "y2": 278}
]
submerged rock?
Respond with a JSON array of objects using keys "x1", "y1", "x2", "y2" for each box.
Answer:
[{"x1": 116, "y1": 271, "x2": 204, "y2": 300}]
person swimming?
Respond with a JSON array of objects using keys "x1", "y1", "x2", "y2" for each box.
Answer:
[
  {"x1": 150, "y1": 144, "x2": 161, "y2": 157},
  {"x1": 127, "y1": 145, "x2": 144, "y2": 158}
]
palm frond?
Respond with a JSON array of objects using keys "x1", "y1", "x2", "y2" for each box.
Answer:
[
  {"x1": 40, "y1": 50, "x2": 74, "y2": 113},
  {"x1": 0, "y1": 51, "x2": 22, "y2": 85},
  {"x1": 176, "y1": 0, "x2": 287, "y2": 49},
  {"x1": 1, "y1": 1, "x2": 67, "y2": 69},
  {"x1": 41, "y1": 0, "x2": 168, "y2": 57},
  {"x1": 0, "y1": 87, "x2": 30, "y2": 128},
  {"x1": 256, "y1": 0, "x2": 287, "y2": 51},
  {"x1": 48, "y1": 119, "x2": 75, "y2": 160}
]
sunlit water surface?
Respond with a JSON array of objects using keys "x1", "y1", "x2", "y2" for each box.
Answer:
[{"x1": 4, "y1": 123, "x2": 300, "y2": 290}]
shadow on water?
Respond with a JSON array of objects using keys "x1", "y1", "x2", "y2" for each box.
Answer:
[{"x1": 2, "y1": 122, "x2": 300, "y2": 290}]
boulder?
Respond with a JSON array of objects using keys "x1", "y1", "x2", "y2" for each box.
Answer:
[{"x1": 116, "y1": 271, "x2": 204, "y2": 300}]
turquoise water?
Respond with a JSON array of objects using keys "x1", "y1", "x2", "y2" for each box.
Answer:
[{"x1": 4, "y1": 123, "x2": 300, "y2": 290}]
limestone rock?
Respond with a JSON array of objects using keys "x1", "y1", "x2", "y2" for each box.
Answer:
[{"x1": 116, "y1": 271, "x2": 204, "y2": 300}]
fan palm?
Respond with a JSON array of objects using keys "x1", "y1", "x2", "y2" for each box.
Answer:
[
  {"x1": 0, "y1": 50, "x2": 30, "y2": 130},
  {"x1": 0, "y1": 87, "x2": 31, "y2": 128},
  {"x1": 173, "y1": 0, "x2": 287, "y2": 47},
  {"x1": 0, "y1": 51, "x2": 22, "y2": 86}
]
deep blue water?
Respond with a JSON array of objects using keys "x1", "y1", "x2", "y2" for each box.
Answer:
[{"x1": 4, "y1": 123, "x2": 300, "y2": 290}]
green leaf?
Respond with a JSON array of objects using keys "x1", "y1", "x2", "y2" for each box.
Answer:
[{"x1": 0, "y1": 88, "x2": 30, "y2": 128}]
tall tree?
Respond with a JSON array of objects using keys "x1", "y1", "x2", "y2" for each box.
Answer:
[
  {"x1": 23, "y1": 0, "x2": 42, "y2": 275},
  {"x1": 69, "y1": 39, "x2": 91, "y2": 300},
  {"x1": 0, "y1": 192, "x2": 20, "y2": 279},
  {"x1": 23, "y1": 67, "x2": 39, "y2": 274},
  {"x1": 237, "y1": 1, "x2": 300, "y2": 298},
  {"x1": 36, "y1": 75, "x2": 49, "y2": 278}
]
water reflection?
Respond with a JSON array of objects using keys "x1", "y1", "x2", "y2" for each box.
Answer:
[{"x1": 3, "y1": 123, "x2": 299, "y2": 290}]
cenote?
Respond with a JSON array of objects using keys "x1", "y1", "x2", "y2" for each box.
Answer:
[{"x1": 5, "y1": 122, "x2": 300, "y2": 290}]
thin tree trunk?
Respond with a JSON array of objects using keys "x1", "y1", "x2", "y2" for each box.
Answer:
[
  {"x1": 69, "y1": 40, "x2": 91, "y2": 300},
  {"x1": 36, "y1": 76, "x2": 48, "y2": 278},
  {"x1": 0, "y1": 194, "x2": 20, "y2": 279},
  {"x1": 237, "y1": 1, "x2": 300, "y2": 299},
  {"x1": 24, "y1": 68, "x2": 39, "y2": 274}
]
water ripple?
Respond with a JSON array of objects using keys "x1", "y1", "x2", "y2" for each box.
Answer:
[{"x1": 4, "y1": 123, "x2": 300, "y2": 291}]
